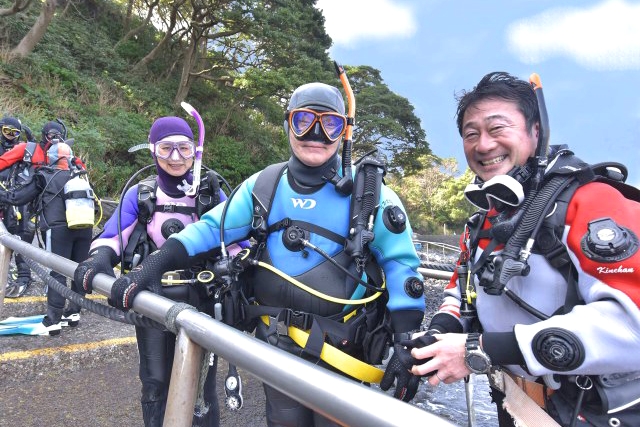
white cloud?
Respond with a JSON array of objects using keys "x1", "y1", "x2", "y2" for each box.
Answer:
[
  {"x1": 506, "y1": 0, "x2": 640, "y2": 70},
  {"x1": 316, "y1": 0, "x2": 417, "y2": 48}
]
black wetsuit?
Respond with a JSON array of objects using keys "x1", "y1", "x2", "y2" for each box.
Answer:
[{"x1": 0, "y1": 166, "x2": 91, "y2": 322}]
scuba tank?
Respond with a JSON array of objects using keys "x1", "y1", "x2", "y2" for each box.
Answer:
[
  {"x1": 63, "y1": 171, "x2": 95, "y2": 229},
  {"x1": 46, "y1": 140, "x2": 95, "y2": 229}
]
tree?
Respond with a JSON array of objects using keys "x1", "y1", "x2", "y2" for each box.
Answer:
[
  {"x1": 388, "y1": 156, "x2": 474, "y2": 234},
  {"x1": 130, "y1": 0, "x2": 187, "y2": 75},
  {"x1": 431, "y1": 168, "x2": 476, "y2": 233},
  {"x1": 9, "y1": 0, "x2": 58, "y2": 59},
  {"x1": 345, "y1": 65, "x2": 431, "y2": 175},
  {"x1": 115, "y1": 0, "x2": 160, "y2": 50},
  {"x1": 0, "y1": 0, "x2": 33, "y2": 17}
]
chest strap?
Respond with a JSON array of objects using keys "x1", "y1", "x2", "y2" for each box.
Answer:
[
  {"x1": 154, "y1": 203, "x2": 196, "y2": 216},
  {"x1": 268, "y1": 218, "x2": 346, "y2": 246}
]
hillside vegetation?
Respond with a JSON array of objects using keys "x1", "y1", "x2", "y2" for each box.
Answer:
[{"x1": 0, "y1": 0, "x2": 473, "y2": 233}]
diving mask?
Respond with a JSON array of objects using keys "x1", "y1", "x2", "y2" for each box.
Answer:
[{"x1": 464, "y1": 174, "x2": 525, "y2": 211}]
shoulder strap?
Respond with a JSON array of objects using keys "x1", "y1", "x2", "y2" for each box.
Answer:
[
  {"x1": 122, "y1": 176, "x2": 158, "y2": 270},
  {"x1": 22, "y1": 142, "x2": 37, "y2": 164},
  {"x1": 137, "y1": 176, "x2": 158, "y2": 225},
  {"x1": 196, "y1": 170, "x2": 221, "y2": 218},
  {"x1": 250, "y1": 161, "x2": 287, "y2": 241}
]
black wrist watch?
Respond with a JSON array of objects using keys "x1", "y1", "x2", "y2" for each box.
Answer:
[{"x1": 464, "y1": 333, "x2": 492, "y2": 374}]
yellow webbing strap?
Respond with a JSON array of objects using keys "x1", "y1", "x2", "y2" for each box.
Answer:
[{"x1": 261, "y1": 316, "x2": 384, "y2": 384}]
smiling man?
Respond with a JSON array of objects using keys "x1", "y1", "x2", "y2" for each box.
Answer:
[{"x1": 404, "y1": 71, "x2": 640, "y2": 427}]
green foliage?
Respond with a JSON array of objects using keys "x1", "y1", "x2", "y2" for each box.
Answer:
[
  {"x1": 0, "y1": 0, "x2": 464, "y2": 231},
  {"x1": 388, "y1": 156, "x2": 475, "y2": 234},
  {"x1": 345, "y1": 66, "x2": 431, "y2": 175}
]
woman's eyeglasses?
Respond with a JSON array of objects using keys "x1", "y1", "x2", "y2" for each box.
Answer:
[
  {"x1": 154, "y1": 141, "x2": 195, "y2": 160},
  {"x1": 288, "y1": 108, "x2": 346, "y2": 143}
]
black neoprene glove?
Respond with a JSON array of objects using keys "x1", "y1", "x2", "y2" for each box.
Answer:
[
  {"x1": 380, "y1": 330, "x2": 439, "y2": 401},
  {"x1": 74, "y1": 246, "x2": 118, "y2": 293},
  {"x1": 380, "y1": 340, "x2": 421, "y2": 402},
  {"x1": 399, "y1": 330, "x2": 439, "y2": 377},
  {"x1": 109, "y1": 238, "x2": 191, "y2": 310}
]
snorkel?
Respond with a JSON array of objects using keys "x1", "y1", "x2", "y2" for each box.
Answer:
[
  {"x1": 529, "y1": 73, "x2": 550, "y2": 192},
  {"x1": 180, "y1": 101, "x2": 205, "y2": 196},
  {"x1": 330, "y1": 61, "x2": 355, "y2": 196}
]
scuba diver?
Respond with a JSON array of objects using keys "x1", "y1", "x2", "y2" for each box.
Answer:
[
  {"x1": 100, "y1": 75, "x2": 426, "y2": 427},
  {"x1": 0, "y1": 141, "x2": 93, "y2": 335},
  {"x1": 74, "y1": 115, "x2": 247, "y2": 427},
  {"x1": 0, "y1": 119, "x2": 82, "y2": 298},
  {"x1": 0, "y1": 115, "x2": 34, "y2": 297},
  {"x1": 406, "y1": 72, "x2": 640, "y2": 427}
]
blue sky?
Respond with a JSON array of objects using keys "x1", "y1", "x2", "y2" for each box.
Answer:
[{"x1": 316, "y1": 0, "x2": 640, "y2": 187}]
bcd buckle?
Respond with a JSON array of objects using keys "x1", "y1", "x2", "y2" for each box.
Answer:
[{"x1": 284, "y1": 309, "x2": 313, "y2": 330}]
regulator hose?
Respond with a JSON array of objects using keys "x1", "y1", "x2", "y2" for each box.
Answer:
[
  {"x1": 483, "y1": 175, "x2": 568, "y2": 296},
  {"x1": 501, "y1": 175, "x2": 566, "y2": 260}
]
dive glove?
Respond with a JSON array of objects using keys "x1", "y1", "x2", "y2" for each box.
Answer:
[
  {"x1": 400, "y1": 330, "x2": 439, "y2": 377},
  {"x1": 109, "y1": 238, "x2": 190, "y2": 310},
  {"x1": 380, "y1": 330, "x2": 439, "y2": 402},
  {"x1": 380, "y1": 342, "x2": 421, "y2": 402},
  {"x1": 74, "y1": 246, "x2": 118, "y2": 293}
]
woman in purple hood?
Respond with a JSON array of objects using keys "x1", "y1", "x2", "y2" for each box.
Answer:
[{"x1": 74, "y1": 116, "x2": 246, "y2": 427}]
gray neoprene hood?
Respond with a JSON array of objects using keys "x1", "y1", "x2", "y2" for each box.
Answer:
[{"x1": 287, "y1": 82, "x2": 345, "y2": 114}]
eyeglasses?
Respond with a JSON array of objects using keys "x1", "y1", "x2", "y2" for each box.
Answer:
[
  {"x1": 464, "y1": 174, "x2": 524, "y2": 211},
  {"x1": 2, "y1": 126, "x2": 21, "y2": 139},
  {"x1": 288, "y1": 108, "x2": 346, "y2": 143},
  {"x1": 154, "y1": 141, "x2": 195, "y2": 160}
]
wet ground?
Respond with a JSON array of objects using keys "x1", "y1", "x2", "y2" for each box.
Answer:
[{"x1": 0, "y1": 284, "x2": 268, "y2": 427}]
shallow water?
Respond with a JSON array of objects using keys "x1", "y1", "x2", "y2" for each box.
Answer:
[{"x1": 379, "y1": 373, "x2": 498, "y2": 426}]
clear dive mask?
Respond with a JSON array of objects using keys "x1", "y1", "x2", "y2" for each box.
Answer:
[{"x1": 464, "y1": 174, "x2": 525, "y2": 211}]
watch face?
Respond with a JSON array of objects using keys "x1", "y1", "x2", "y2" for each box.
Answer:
[{"x1": 467, "y1": 353, "x2": 489, "y2": 372}]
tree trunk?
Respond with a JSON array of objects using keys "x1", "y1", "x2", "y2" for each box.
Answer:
[
  {"x1": 173, "y1": 33, "x2": 198, "y2": 105},
  {"x1": 129, "y1": 0, "x2": 183, "y2": 73},
  {"x1": 123, "y1": 0, "x2": 134, "y2": 34},
  {"x1": 116, "y1": 0, "x2": 158, "y2": 50},
  {"x1": 0, "y1": 0, "x2": 33, "y2": 17},
  {"x1": 9, "y1": 0, "x2": 57, "y2": 59}
]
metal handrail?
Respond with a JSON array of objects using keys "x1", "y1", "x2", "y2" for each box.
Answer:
[
  {"x1": 414, "y1": 239, "x2": 460, "y2": 256},
  {"x1": 0, "y1": 224, "x2": 456, "y2": 427}
]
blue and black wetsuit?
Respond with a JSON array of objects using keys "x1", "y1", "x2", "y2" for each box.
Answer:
[{"x1": 173, "y1": 162, "x2": 425, "y2": 427}]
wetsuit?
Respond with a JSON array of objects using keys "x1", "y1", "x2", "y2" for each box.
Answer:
[
  {"x1": 0, "y1": 164, "x2": 92, "y2": 323},
  {"x1": 173, "y1": 163, "x2": 425, "y2": 427},
  {"x1": 0, "y1": 140, "x2": 83, "y2": 291},
  {"x1": 0, "y1": 140, "x2": 36, "y2": 290},
  {"x1": 91, "y1": 179, "x2": 240, "y2": 427}
]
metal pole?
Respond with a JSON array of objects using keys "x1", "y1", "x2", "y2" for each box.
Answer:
[
  {"x1": 0, "y1": 223, "x2": 457, "y2": 427},
  {"x1": 0, "y1": 240, "x2": 12, "y2": 317},
  {"x1": 164, "y1": 328, "x2": 203, "y2": 427},
  {"x1": 418, "y1": 267, "x2": 454, "y2": 281}
]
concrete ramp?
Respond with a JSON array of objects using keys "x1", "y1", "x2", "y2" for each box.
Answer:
[{"x1": 0, "y1": 290, "x2": 267, "y2": 426}]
